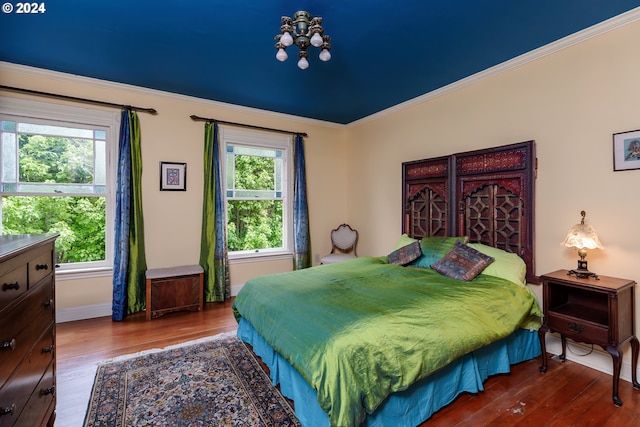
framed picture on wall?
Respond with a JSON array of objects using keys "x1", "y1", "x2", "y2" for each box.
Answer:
[
  {"x1": 160, "y1": 161, "x2": 187, "y2": 191},
  {"x1": 613, "y1": 129, "x2": 640, "y2": 172}
]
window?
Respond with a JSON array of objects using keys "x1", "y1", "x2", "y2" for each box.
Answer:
[
  {"x1": 220, "y1": 127, "x2": 292, "y2": 260},
  {"x1": 0, "y1": 97, "x2": 119, "y2": 273}
]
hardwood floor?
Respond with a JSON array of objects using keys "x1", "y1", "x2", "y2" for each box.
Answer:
[
  {"x1": 56, "y1": 299, "x2": 640, "y2": 426},
  {"x1": 54, "y1": 299, "x2": 238, "y2": 427}
]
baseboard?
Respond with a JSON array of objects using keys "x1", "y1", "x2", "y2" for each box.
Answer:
[
  {"x1": 56, "y1": 302, "x2": 112, "y2": 323},
  {"x1": 231, "y1": 283, "x2": 244, "y2": 297},
  {"x1": 56, "y1": 284, "x2": 246, "y2": 323},
  {"x1": 545, "y1": 334, "x2": 638, "y2": 384}
]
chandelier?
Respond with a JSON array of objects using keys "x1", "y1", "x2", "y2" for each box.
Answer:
[{"x1": 275, "y1": 11, "x2": 331, "y2": 70}]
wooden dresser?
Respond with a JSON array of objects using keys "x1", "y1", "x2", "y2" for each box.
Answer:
[{"x1": 0, "y1": 234, "x2": 58, "y2": 427}]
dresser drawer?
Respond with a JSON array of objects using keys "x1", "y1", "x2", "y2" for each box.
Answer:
[
  {"x1": 547, "y1": 312, "x2": 608, "y2": 345},
  {"x1": 18, "y1": 362, "x2": 55, "y2": 427},
  {"x1": 0, "y1": 264, "x2": 28, "y2": 309},
  {"x1": 28, "y1": 246, "x2": 54, "y2": 288},
  {"x1": 0, "y1": 234, "x2": 58, "y2": 427},
  {"x1": 0, "y1": 332, "x2": 54, "y2": 427},
  {"x1": 0, "y1": 279, "x2": 53, "y2": 388},
  {"x1": 0, "y1": 361, "x2": 54, "y2": 427}
]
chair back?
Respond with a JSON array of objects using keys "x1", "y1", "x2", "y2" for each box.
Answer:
[{"x1": 331, "y1": 224, "x2": 358, "y2": 255}]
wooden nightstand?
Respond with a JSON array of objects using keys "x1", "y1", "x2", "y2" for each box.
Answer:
[{"x1": 538, "y1": 269, "x2": 640, "y2": 406}]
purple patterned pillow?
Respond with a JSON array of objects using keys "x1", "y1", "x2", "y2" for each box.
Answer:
[
  {"x1": 388, "y1": 241, "x2": 422, "y2": 265},
  {"x1": 431, "y1": 241, "x2": 494, "y2": 281}
]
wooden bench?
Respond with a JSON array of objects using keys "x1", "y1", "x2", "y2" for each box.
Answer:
[{"x1": 145, "y1": 265, "x2": 204, "y2": 320}]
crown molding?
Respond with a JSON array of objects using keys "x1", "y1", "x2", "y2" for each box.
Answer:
[
  {"x1": 0, "y1": 61, "x2": 344, "y2": 129},
  {"x1": 349, "y1": 7, "x2": 640, "y2": 127}
]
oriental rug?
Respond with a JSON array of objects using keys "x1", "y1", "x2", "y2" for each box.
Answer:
[{"x1": 83, "y1": 333, "x2": 301, "y2": 427}]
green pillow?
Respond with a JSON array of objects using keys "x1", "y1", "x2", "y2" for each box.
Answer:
[
  {"x1": 408, "y1": 236, "x2": 468, "y2": 269},
  {"x1": 467, "y1": 243, "x2": 527, "y2": 286},
  {"x1": 393, "y1": 234, "x2": 417, "y2": 250}
]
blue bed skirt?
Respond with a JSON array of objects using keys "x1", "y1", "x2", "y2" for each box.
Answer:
[{"x1": 237, "y1": 318, "x2": 541, "y2": 427}]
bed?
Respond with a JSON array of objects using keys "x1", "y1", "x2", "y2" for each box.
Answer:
[{"x1": 233, "y1": 141, "x2": 540, "y2": 427}]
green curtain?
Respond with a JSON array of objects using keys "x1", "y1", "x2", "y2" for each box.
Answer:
[
  {"x1": 199, "y1": 122, "x2": 230, "y2": 301},
  {"x1": 126, "y1": 110, "x2": 147, "y2": 313}
]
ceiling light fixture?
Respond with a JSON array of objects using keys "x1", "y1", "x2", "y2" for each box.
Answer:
[{"x1": 275, "y1": 11, "x2": 331, "y2": 70}]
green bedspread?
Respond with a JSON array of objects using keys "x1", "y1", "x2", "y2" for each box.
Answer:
[{"x1": 232, "y1": 256, "x2": 541, "y2": 427}]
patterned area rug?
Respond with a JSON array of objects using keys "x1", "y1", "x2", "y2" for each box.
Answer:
[{"x1": 83, "y1": 333, "x2": 301, "y2": 427}]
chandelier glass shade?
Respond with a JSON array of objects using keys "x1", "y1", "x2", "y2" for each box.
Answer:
[{"x1": 275, "y1": 11, "x2": 331, "y2": 70}]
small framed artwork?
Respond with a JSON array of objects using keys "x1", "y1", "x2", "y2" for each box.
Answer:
[
  {"x1": 613, "y1": 129, "x2": 640, "y2": 172},
  {"x1": 160, "y1": 161, "x2": 187, "y2": 191}
]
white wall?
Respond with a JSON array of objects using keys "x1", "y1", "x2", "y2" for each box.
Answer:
[
  {"x1": 0, "y1": 63, "x2": 349, "y2": 318},
  {"x1": 346, "y1": 19, "x2": 640, "y2": 380},
  {"x1": 1, "y1": 14, "x2": 639, "y2": 381}
]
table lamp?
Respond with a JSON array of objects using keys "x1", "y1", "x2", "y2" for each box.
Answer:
[{"x1": 561, "y1": 210, "x2": 603, "y2": 279}]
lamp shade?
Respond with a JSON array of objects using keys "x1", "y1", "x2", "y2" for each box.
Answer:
[{"x1": 561, "y1": 211, "x2": 603, "y2": 250}]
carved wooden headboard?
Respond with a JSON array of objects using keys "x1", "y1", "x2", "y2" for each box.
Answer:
[{"x1": 402, "y1": 141, "x2": 537, "y2": 283}]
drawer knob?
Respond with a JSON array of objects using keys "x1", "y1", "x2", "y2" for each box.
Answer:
[
  {"x1": 1, "y1": 338, "x2": 16, "y2": 351},
  {"x1": 2, "y1": 282, "x2": 20, "y2": 291},
  {"x1": 41, "y1": 386, "x2": 55, "y2": 396},
  {"x1": 568, "y1": 322, "x2": 585, "y2": 334},
  {"x1": 35, "y1": 263, "x2": 49, "y2": 271},
  {"x1": 43, "y1": 298, "x2": 54, "y2": 308},
  {"x1": 42, "y1": 345, "x2": 54, "y2": 354},
  {"x1": 0, "y1": 404, "x2": 15, "y2": 416}
]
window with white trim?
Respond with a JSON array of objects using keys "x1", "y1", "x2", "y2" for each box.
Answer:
[
  {"x1": 220, "y1": 127, "x2": 292, "y2": 259},
  {"x1": 0, "y1": 97, "x2": 118, "y2": 272}
]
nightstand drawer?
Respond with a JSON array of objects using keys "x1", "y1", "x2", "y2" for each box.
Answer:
[{"x1": 547, "y1": 313, "x2": 608, "y2": 344}]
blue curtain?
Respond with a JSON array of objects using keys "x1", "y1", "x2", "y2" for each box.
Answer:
[
  {"x1": 199, "y1": 122, "x2": 230, "y2": 301},
  {"x1": 112, "y1": 109, "x2": 147, "y2": 321},
  {"x1": 293, "y1": 134, "x2": 312, "y2": 270}
]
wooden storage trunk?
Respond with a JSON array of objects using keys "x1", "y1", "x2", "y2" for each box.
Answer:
[{"x1": 145, "y1": 265, "x2": 204, "y2": 320}]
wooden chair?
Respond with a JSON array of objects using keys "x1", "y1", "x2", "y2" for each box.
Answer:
[{"x1": 320, "y1": 224, "x2": 358, "y2": 264}]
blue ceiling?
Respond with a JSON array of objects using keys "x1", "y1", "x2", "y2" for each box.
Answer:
[{"x1": 1, "y1": 1, "x2": 639, "y2": 124}]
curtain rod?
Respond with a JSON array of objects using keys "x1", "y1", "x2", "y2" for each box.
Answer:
[
  {"x1": 190, "y1": 114, "x2": 307, "y2": 137},
  {"x1": 0, "y1": 85, "x2": 157, "y2": 115}
]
